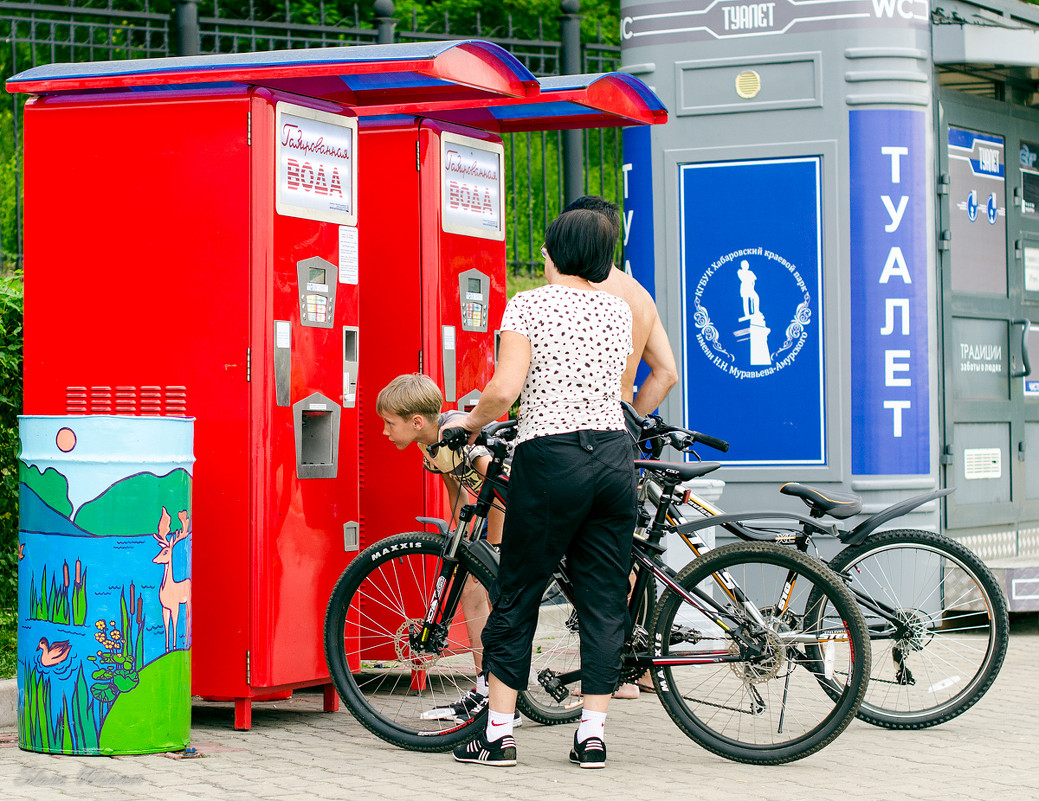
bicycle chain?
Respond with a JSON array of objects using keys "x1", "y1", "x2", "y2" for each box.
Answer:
[
  {"x1": 825, "y1": 668, "x2": 910, "y2": 687},
  {"x1": 676, "y1": 692, "x2": 766, "y2": 717}
]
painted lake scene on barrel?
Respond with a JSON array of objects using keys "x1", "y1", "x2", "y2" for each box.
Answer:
[{"x1": 17, "y1": 416, "x2": 193, "y2": 755}]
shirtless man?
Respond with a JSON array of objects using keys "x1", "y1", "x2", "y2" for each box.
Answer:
[
  {"x1": 562, "y1": 196, "x2": 678, "y2": 699},
  {"x1": 562, "y1": 196, "x2": 678, "y2": 415}
]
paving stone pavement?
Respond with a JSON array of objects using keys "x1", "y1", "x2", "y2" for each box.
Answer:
[{"x1": 2, "y1": 621, "x2": 1037, "y2": 801}]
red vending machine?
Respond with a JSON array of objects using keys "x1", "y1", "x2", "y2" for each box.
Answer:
[
  {"x1": 15, "y1": 85, "x2": 362, "y2": 728},
  {"x1": 355, "y1": 119, "x2": 508, "y2": 545},
  {"x1": 9, "y1": 42, "x2": 667, "y2": 730}
]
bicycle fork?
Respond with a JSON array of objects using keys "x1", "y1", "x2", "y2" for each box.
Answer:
[{"x1": 411, "y1": 518, "x2": 479, "y2": 656}]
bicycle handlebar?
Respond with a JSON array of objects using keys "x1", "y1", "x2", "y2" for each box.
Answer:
[
  {"x1": 434, "y1": 419, "x2": 518, "y2": 453},
  {"x1": 622, "y1": 401, "x2": 730, "y2": 455},
  {"x1": 668, "y1": 428, "x2": 730, "y2": 454}
]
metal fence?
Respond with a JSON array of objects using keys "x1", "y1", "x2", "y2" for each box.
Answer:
[{"x1": 0, "y1": 0, "x2": 622, "y2": 274}]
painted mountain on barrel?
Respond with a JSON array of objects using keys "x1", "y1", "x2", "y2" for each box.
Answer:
[
  {"x1": 74, "y1": 470, "x2": 191, "y2": 536},
  {"x1": 18, "y1": 464, "x2": 85, "y2": 536},
  {"x1": 18, "y1": 462, "x2": 191, "y2": 536}
]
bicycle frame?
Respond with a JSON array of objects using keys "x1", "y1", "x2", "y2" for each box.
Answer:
[
  {"x1": 408, "y1": 426, "x2": 513, "y2": 657},
  {"x1": 535, "y1": 476, "x2": 853, "y2": 697},
  {"x1": 654, "y1": 475, "x2": 951, "y2": 639},
  {"x1": 409, "y1": 420, "x2": 854, "y2": 700}
]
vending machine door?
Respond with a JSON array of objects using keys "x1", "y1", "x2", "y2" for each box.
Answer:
[
  {"x1": 417, "y1": 121, "x2": 508, "y2": 516},
  {"x1": 250, "y1": 94, "x2": 361, "y2": 690}
]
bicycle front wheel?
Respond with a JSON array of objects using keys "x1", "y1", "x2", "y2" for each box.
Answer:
[
  {"x1": 648, "y1": 542, "x2": 870, "y2": 765},
  {"x1": 827, "y1": 529, "x2": 1009, "y2": 729},
  {"x1": 324, "y1": 531, "x2": 494, "y2": 751}
]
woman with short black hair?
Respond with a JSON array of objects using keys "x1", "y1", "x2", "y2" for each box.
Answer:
[{"x1": 447, "y1": 208, "x2": 637, "y2": 770}]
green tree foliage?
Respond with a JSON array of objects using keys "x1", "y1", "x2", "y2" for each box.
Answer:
[
  {"x1": 393, "y1": 0, "x2": 620, "y2": 44},
  {"x1": 0, "y1": 108, "x2": 19, "y2": 270},
  {"x1": 0, "y1": 270, "x2": 22, "y2": 610},
  {"x1": 177, "y1": 0, "x2": 621, "y2": 42},
  {"x1": 127, "y1": 0, "x2": 621, "y2": 39}
]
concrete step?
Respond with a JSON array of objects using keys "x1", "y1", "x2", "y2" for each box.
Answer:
[
  {"x1": 0, "y1": 678, "x2": 14, "y2": 729},
  {"x1": 987, "y1": 557, "x2": 1039, "y2": 612}
]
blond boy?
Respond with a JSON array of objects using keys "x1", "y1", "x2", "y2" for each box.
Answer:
[{"x1": 375, "y1": 373, "x2": 512, "y2": 724}]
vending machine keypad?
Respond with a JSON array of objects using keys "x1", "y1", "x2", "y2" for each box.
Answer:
[
  {"x1": 296, "y1": 256, "x2": 337, "y2": 329},
  {"x1": 458, "y1": 268, "x2": 490, "y2": 332}
]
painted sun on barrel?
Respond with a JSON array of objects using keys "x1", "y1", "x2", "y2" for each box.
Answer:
[{"x1": 55, "y1": 427, "x2": 77, "y2": 453}]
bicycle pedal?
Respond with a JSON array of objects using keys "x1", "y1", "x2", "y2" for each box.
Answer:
[{"x1": 537, "y1": 669, "x2": 571, "y2": 702}]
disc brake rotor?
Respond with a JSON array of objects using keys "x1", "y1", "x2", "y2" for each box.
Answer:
[
  {"x1": 730, "y1": 628, "x2": 787, "y2": 684},
  {"x1": 396, "y1": 619, "x2": 442, "y2": 669}
]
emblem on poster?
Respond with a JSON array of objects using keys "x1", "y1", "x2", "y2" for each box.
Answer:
[{"x1": 693, "y1": 249, "x2": 812, "y2": 379}]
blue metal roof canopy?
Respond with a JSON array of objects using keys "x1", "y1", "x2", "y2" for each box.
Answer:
[
  {"x1": 6, "y1": 40, "x2": 667, "y2": 132},
  {"x1": 354, "y1": 72, "x2": 668, "y2": 131}
]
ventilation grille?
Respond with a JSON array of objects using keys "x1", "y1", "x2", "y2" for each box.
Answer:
[{"x1": 66, "y1": 386, "x2": 189, "y2": 416}]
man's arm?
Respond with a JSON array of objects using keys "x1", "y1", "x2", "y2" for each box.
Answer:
[{"x1": 633, "y1": 313, "x2": 678, "y2": 416}]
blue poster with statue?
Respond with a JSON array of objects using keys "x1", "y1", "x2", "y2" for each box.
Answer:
[
  {"x1": 679, "y1": 157, "x2": 825, "y2": 464},
  {"x1": 17, "y1": 415, "x2": 194, "y2": 755}
]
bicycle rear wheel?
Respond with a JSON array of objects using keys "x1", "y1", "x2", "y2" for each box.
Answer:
[
  {"x1": 826, "y1": 529, "x2": 1009, "y2": 729},
  {"x1": 324, "y1": 531, "x2": 493, "y2": 751},
  {"x1": 648, "y1": 542, "x2": 870, "y2": 765},
  {"x1": 515, "y1": 572, "x2": 584, "y2": 724},
  {"x1": 516, "y1": 567, "x2": 655, "y2": 724}
]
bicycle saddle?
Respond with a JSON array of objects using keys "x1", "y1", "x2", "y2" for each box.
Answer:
[
  {"x1": 780, "y1": 483, "x2": 862, "y2": 519},
  {"x1": 635, "y1": 460, "x2": 721, "y2": 482}
]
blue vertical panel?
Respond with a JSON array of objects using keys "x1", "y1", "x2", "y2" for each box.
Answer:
[
  {"x1": 680, "y1": 158, "x2": 825, "y2": 464},
  {"x1": 622, "y1": 125, "x2": 657, "y2": 395},
  {"x1": 850, "y1": 109, "x2": 929, "y2": 474},
  {"x1": 622, "y1": 125, "x2": 655, "y2": 292}
]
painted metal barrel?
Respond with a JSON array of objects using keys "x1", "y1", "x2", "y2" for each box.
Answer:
[{"x1": 17, "y1": 415, "x2": 194, "y2": 755}]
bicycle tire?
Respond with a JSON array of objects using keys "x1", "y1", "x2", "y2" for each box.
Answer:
[
  {"x1": 648, "y1": 542, "x2": 870, "y2": 765},
  {"x1": 324, "y1": 531, "x2": 494, "y2": 751},
  {"x1": 825, "y1": 528, "x2": 1009, "y2": 729},
  {"x1": 516, "y1": 570, "x2": 655, "y2": 724}
]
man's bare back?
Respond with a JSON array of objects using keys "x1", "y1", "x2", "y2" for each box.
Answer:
[
  {"x1": 561, "y1": 195, "x2": 678, "y2": 414},
  {"x1": 594, "y1": 267, "x2": 678, "y2": 415}
]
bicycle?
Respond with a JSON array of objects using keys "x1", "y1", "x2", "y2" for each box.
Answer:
[
  {"x1": 625, "y1": 403, "x2": 1010, "y2": 731},
  {"x1": 325, "y1": 419, "x2": 872, "y2": 764}
]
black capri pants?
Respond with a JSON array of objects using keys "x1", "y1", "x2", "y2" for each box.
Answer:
[{"x1": 481, "y1": 429, "x2": 638, "y2": 696}]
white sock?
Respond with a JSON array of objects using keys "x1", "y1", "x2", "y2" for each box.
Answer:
[
  {"x1": 486, "y1": 709, "x2": 514, "y2": 742},
  {"x1": 576, "y1": 710, "x2": 607, "y2": 743},
  {"x1": 475, "y1": 674, "x2": 489, "y2": 696}
]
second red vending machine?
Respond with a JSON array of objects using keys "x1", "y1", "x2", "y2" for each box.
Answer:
[{"x1": 355, "y1": 118, "x2": 508, "y2": 547}]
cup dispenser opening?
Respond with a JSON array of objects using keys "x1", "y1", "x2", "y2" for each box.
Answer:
[
  {"x1": 342, "y1": 326, "x2": 358, "y2": 409},
  {"x1": 293, "y1": 391, "x2": 341, "y2": 478}
]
